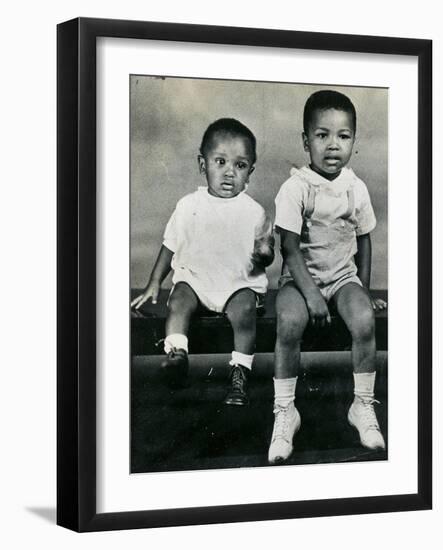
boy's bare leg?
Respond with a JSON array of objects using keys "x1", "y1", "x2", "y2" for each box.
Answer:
[
  {"x1": 275, "y1": 282, "x2": 309, "y2": 379},
  {"x1": 165, "y1": 282, "x2": 199, "y2": 336},
  {"x1": 332, "y1": 282, "x2": 385, "y2": 450},
  {"x1": 224, "y1": 288, "x2": 257, "y2": 354},
  {"x1": 269, "y1": 282, "x2": 308, "y2": 464},
  {"x1": 163, "y1": 282, "x2": 199, "y2": 388},
  {"x1": 332, "y1": 283, "x2": 376, "y2": 374},
  {"x1": 223, "y1": 288, "x2": 257, "y2": 405}
]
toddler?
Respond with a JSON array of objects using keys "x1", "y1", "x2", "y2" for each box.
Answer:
[{"x1": 132, "y1": 118, "x2": 274, "y2": 406}]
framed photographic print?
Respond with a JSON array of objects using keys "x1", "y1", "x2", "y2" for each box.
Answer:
[{"x1": 57, "y1": 17, "x2": 432, "y2": 532}]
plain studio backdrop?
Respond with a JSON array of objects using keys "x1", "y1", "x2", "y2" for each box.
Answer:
[
  {"x1": 131, "y1": 77, "x2": 387, "y2": 290},
  {"x1": 1, "y1": 1, "x2": 441, "y2": 549}
]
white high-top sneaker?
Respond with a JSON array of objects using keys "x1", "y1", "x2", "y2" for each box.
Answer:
[
  {"x1": 348, "y1": 396, "x2": 386, "y2": 450},
  {"x1": 268, "y1": 403, "x2": 301, "y2": 465}
]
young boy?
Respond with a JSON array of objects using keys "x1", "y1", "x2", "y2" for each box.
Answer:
[
  {"x1": 132, "y1": 118, "x2": 274, "y2": 406},
  {"x1": 268, "y1": 90, "x2": 387, "y2": 464}
]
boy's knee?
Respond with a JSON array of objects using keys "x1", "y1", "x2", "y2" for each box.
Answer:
[
  {"x1": 238, "y1": 302, "x2": 255, "y2": 322},
  {"x1": 350, "y1": 307, "x2": 375, "y2": 341},
  {"x1": 277, "y1": 309, "x2": 308, "y2": 341},
  {"x1": 227, "y1": 292, "x2": 256, "y2": 323},
  {"x1": 168, "y1": 286, "x2": 194, "y2": 314},
  {"x1": 167, "y1": 293, "x2": 183, "y2": 314}
]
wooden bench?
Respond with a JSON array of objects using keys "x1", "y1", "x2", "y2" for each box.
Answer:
[{"x1": 131, "y1": 289, "x2": 387, "y2": 355}]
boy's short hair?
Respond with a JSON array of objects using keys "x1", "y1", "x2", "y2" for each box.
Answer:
[
  {"x1": 200, "y1": 118, "x2": 257, "y2": 164},
  {"x1": 303, "y1": 90, "x2": 357, "y2": 133}
]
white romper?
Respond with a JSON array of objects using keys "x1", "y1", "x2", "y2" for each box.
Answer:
[
  {"x1": 275, "y1": 166, "x2": 376, "y2": 301},
  {"x1": 163, "y1": 187, "x2": 269, "y2": 312}
]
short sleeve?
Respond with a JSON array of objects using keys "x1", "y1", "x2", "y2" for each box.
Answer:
[
  {"x1": 162, "y1": 208, "x2": 178, "y2": 252},
  {"x1": 274, "y1": 178, "x2": 304, "y2": 235},
  {"x1": 354, "y1": 180, "x2": 377, "y2": 236}
]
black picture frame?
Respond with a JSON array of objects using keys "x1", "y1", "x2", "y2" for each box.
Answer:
[{"x1": 57, "y1": 17, "x2": 432, "y2": 532}]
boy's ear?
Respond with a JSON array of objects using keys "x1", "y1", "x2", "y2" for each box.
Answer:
[
  {"x1": 247, "y1": 165, "x2": 255, "y2": 180},
  {"x1": 197, "y1": 155, "x2": 206, "y2": 175},
  {"x1": 352, "y1": 136, "x2": 358, "y2": 155},
  {"x1": 302, "y1": 132, "x2": 310, "y2": 152}
]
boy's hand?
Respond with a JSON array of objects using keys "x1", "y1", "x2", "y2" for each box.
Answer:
[
  {"x1": 371, "y1": 297, "x2": 387, "y2": 311},
  {"x1": 306, "y1": 292, "x2": 331, "y2": 328},
  {"x1": 251, "y1": 235, "x2": 275, "y2": 268},
  {"x1": 251, "y1": 216, "x2": 275, "y2": 269},
  {"x1": 131, "y1": 281, "x2": 161, "y2": 309}
]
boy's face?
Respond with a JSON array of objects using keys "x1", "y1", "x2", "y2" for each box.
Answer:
[
  {"x1": 303, "y1": 108, "x2": 355, "y2": 181},
  {"x1": 198, "y1": 133, "x2": 255, "y2": 199}
]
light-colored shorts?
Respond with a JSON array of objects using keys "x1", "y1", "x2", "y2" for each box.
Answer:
[
  {"x1": 168, "y1": 283, "x2": 265, "y2": 314},
  {"x1": 278, "y1": 273, "x2": 362, "y2": 303}
]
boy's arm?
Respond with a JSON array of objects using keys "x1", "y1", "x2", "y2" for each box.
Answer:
[
  {"x1": 279, "y1": 228, "x2": 331, "y2": 327},
  {"x1": 131, "y1": 245, "x2": 173, "y2": 309},
  {"x1": 355, "y1": 233, "x2": 386, "y2": 311},
  {"x1": 355, "y1": 233, "x2": 371, "y2": 288}
]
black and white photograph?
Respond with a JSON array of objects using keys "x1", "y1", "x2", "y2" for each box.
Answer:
[{"x1": 130, "y1": 75, "x2": 388, "y2": 474}]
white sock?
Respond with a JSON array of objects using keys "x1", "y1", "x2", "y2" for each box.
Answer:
[
  {"x1": 353, "y1": 372, "x2": 376, "y2": 401},
  {"x1": 164, "y1": 333, "x2": 188, "y2": 354},
  {"x1": 274, "y1": 377, "x2": 297, "y2": 408},
  {"x1": 229, "y1": 351, "x2": 254, "y2": 370}
]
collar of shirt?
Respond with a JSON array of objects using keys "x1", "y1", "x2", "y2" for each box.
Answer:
[{"x1": 297, "y1": 166, "x2": 356, "y2": 196}]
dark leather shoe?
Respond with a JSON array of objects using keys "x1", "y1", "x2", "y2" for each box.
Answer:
[
  {"x1": 161, "y1": 348, "x2": 189, "y2": 389},
  {"x1": 223, "y1": 364, "x2": 250, "y2": 406}
]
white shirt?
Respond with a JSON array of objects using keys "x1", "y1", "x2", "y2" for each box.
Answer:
[
  {"x1": 163, "y1": 187, "x2": 268, "y2": 298},
  {"x1": 275, "y1": 166, "x2": 376, "y2": 236},
  {"x1": 275, "y1": 166, "x2": 377, "y2": 287}
]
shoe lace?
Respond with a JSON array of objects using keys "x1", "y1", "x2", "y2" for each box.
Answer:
[
  {"x1": 167, "y1": 347, "x2": 186, "y2": 360},
  {"x1": 359, "y1": 398, "x2": 381, "y2": 431},
  {"x1": 230, "y1": 366, "x2": 246, "y2": 393},
  {"x1": 272, "y1": 405, "x2": 291, "y2": 442}
]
